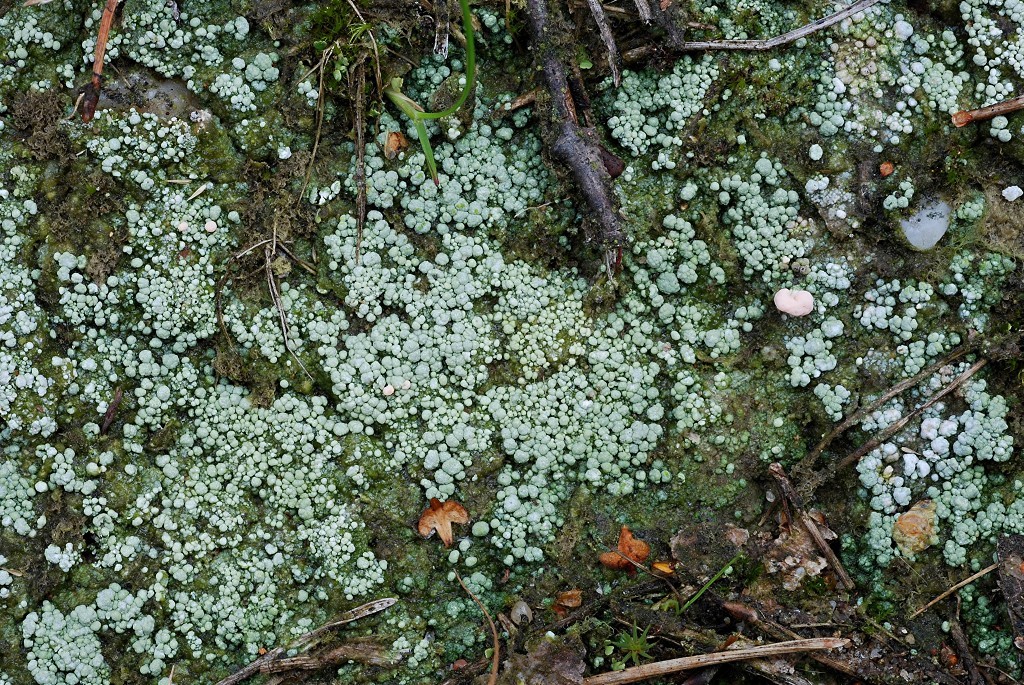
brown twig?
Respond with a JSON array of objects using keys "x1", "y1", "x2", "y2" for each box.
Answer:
[
  {"x1": 583, "y1": 638, "x2": 850, "y2": 685},
  {"x1": 948, "y1": 611, "x2": 987, "y2": 685},
  {"x1": 493, "y1": 88, "x2": 538, "y2": 118},
  {"x1": 455, "y1": 571, "x2": 499, "y2": 685},
  {"x1": 525, "y1": 0, "x2": 626, "y2": 250},
  {"x1": 768, "y1": 463, "x2": 855, "y2": 590},
  {"x1": 909, "y1": 563, "x2": 999, "y2": 620},
  {"x1": 82, "y1": 0, "x2": 121, "y2": 122},
  {"x1": 952, "y1": 95, "x2": 1024, "y2": 127}
]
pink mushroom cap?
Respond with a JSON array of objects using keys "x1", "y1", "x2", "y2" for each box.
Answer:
[{"x1": 773, "y1": 288, "x2": 814, "y2": 317}]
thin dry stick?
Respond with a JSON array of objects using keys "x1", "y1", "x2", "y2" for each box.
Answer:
[
  {"x1": 623, "y1": 0, "x2": 879, "y2": 62},
  {"x1": 276, "y1": 243, "x2": 317, "y2": 275},
  {"x1": 631, "y1": 0, "x2": 651, "y2": 23},
  {"x1": 298, "y1": 598, "x2": 398, "y2": 645},
  {"x1": 351, "y1": 59, "x2": 368, "y2": 265},
  {"x1": 769, "y1": 463, "x2": 855, "y2": 590},
  {"x1": 215, "y1": 599, "x2": 396, "y2": 685},
  {"x1": 836, "y1": 359, "x2": 988, "y2": 470},
  {"x1": 299, "y1": 45, "x2": 331, "y2": 203},
  {"x1": 909, "y1": 563, "x2": 999, "y2": 620},
  {"x1": 584, "y1": 0, "x2": 621, "y2": 87},
  {"x1": 793, "y1": 346, "x2": 968, "y2": 484},
  {"x1": 82, "y1": 0, "x2": 120, "y2": 122},
  {"x1": 719, "y1": 601, "x2": 859, "y2": 678},
  {"x1": 583, "y1": 638, "x2": 850, "y2": 685},
  {"x1": 264, "y1": 242, "x2": 314, "y2": 382},
  {"x1": 455, "y1": 572, "x2": 499, "y2": 685},
  {"x1": 677, "y1": 0, "x2": 880, "y2": 51},
  {"x1": 345, "y1": 0, "x2": 382, "y2": 92},
  {"x1": 953, "y1": 95, "x2": 1024, "y2": 127}
]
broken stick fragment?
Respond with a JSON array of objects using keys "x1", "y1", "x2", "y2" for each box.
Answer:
[{"x1": 952, "y1": 94, "x2": 1024, "y2": 128}]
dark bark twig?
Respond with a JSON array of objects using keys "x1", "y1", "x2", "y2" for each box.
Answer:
[
  {"x1": 351, "y1": 59, "x2": 368, "y2": 264},
  {"x1": 525, "y1": 0, "x2": 626, "y2": 250},
  {"x1": 631, "y1": 0, "x2": 651, "y2": 23}
]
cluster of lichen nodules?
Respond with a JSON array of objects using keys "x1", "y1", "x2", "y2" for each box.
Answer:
[{"x1": 0, "y1": 0, "x2": 1021, "y2": 681}]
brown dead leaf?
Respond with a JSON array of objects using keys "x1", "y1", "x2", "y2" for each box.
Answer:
[
  {"x1": 384, "y1": 131, "x2": 409, "y2": 160},
  {"x1": 417, "y1": 498, "x2": 469, "y2": 547},
  {"x1": 552, "y1": 589, "x2": 582, "y2": 617},
  {"x1": 763, "y1": 509, "x2": 836, "y2": 591},
  {"x1": 599, "y1": 525, "x2": 650, "y2": 574},
  {"x1": 555, "y1": 589, "x2": 582, "y2": 609}
]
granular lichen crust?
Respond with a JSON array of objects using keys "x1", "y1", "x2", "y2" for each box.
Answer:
[{"x1": 1, "y1": 0, "x2": 1022, "y2": 682}]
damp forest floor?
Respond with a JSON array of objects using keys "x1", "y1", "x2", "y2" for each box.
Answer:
[{"x1": 2, "y1": 0, "x2": 1024, "y2": 683}]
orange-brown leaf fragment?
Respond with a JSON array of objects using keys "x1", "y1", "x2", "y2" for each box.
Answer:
[
  {"x1": 599, "y1": 525, "x2": 650, "y2": 574},
  {"x1": 417, "y1": 498, "x2": 469, "y2": 547},
  {"x1": 556, "y1": 589, "x2": 582, "y2": 609},
  {"x1": 551, "y1": 589, "x2": 582, "y2": 617},
  {"x1": 384, "y1": 131, "x2": 409, "y2": 160},
  {"x1": 652, "y1": 560, "x2": 676, "y2": 575}
]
